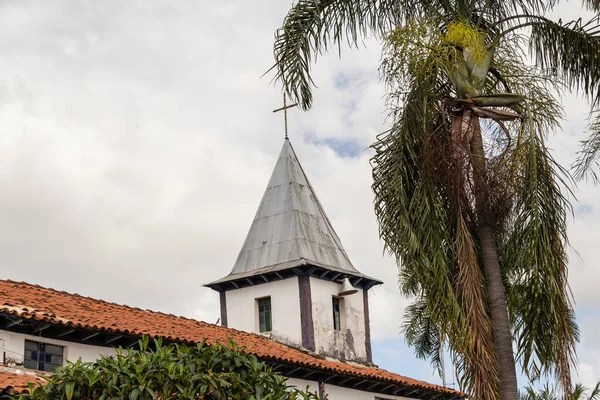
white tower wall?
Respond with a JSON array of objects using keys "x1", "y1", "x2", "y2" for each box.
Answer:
[
  {"x1": 225, "y1": 277, "x2": 302, "y2": 347},
  {"x1": 310, "y1": 278, "x2": 367, "y2": 361}
]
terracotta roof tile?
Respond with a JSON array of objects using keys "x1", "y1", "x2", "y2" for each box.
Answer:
[
  {"x1": 0, "y1": 280, "x2": 463, "y2": 397},
  {"x1": 0, "y1": 368, "x2": 47, "y2": 394}
]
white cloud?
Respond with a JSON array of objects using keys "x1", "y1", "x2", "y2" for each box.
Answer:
[{"x1": 0, "y1": 0, "x2": 598, "y2": 385}]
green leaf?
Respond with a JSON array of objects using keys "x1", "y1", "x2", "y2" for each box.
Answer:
[{"x1": 65, "y1": 382, "x2": 75, "y2": 400}]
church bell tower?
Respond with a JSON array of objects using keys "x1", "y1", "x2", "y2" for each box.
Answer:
[{"x1": 206, "y1": 134, "x2": 382, "y2": 364}]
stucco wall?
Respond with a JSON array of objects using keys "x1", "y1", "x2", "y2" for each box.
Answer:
[
  {"x1": 0, "y1": 330, "x2": 116, "y2": 368},
  {"x1": 225, "y1": 277, "x2": 302, "y2": 346},
  {"x1": 309, "y1": 277, "x2": 367, "y2": 362},
  {"x1": 287, "y1": 377, "x2": 317, "y2": 393},
  {"x1": 287, "y1": 377, "x2": 417, "y2": 400},
  {"x1": 325, "y1": 383, "x2": 414, "y2": 400}
]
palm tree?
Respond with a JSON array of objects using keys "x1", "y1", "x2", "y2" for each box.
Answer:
[
  {"x1": 271, "y1": 2, "x2": 600, "y2": 400},
  {"x1": 520, "y1": 382, "x2": 600, "y2": 400}
]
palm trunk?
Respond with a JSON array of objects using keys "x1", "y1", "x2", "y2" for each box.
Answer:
[{"x1": 456, "y1": 110, "x2": 519, "y2": 400}]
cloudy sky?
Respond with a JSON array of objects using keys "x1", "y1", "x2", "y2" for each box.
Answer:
[{"x1": 0, "y1": 0, "x2": 598, "y2": 391}]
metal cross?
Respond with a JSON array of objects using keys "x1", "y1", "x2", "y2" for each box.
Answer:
[{"x1": 272, "y1": 93, "x2": 298, "y2": 140}]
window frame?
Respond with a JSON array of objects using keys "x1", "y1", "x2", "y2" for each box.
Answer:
[
  {"x1": 257, "y1": 296, "x2": 272, "y2": 333},
  {"x1": 24, "y1": 339, "x2": 64, "y2": 372},
  {"x1": 332, "y1": 296, "x2": 343, "y2": 331}
]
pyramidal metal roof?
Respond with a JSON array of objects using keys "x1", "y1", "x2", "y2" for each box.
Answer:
[{"x1": 207, "y1": 139, "x2": 382, "y2": 291}]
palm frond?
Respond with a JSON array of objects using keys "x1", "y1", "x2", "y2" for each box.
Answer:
[
  {"x1": 271, "y1": 0, "x2": 422, "y2": 110},
  {"x1": 573, "y1": 383, "x2": 587, "y2": 400},
  {"x1": 529, "y1": 16, "x2": 600, "y2": 105},
  {"x1": 588, "y1": 382, "x2": 600, "y2": 400},
  {"x1": 520, "y1": 385, "x2": 540, "y2": 400},
  {"x1": 480, "y1": 0, "x2": 556, "y2": 23},
  {"x1": 581, "y1": 0, "x2": 600, "y2": 12},
  {"x1": 373, "y1": 45, "x2": 461, "y2": 364},
  {"x1": 454, "y1": 212, "x2": 499, "y2": 400},
  {"x1": 519, "y1": 381, "x2": 600, "y2": 400},
  {"x1": 573, "y1": 110, "x2": 600, "y2": 183},
  {"x1": 489, "y1": 37, "x2": 565, "y2": 133},
  {"x1": 402, "y1": 298, "x2": 443, "y2": 374},
  {"x1": 503, "y1": 118, "x2": 578, "y2": 394}
]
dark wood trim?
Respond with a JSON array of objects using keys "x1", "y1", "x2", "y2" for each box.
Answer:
[
  {"x1": 81, "y1": 331, "x2": 100, "y2": 342},
  {"x1": 219, "y1": 292, "x2": 228, "y2": 327},
  {"x1": 318, "y1": 382, "x2": 326, "y2": 398},
  {"x1": 205, "y1": 264, "x2": 383, "y2": 293},
  {"x1": 363, "y1": 289, "x2": 372, "y2": 363},
  {"x1": 298, "y1": 275, "x2": 315, "y2": 351},
  {"x1": 56, "y1": 327, "x2": 75, "y2": 338},
  {"x1": 0, "y1": 314, "x2": 139, "y2": 349},
  {"x1": 268, "y1": 361, "x2": 463, "y2": 400},
  {"x1": 3, "y1": 317, "x2": 22, "y2": 328},
  {"x1": 104, "y1": 334, "x2": 123, "y2": 345},
  {"x1": 32, "y1": 323, "x2": 51, "y2": 333}
]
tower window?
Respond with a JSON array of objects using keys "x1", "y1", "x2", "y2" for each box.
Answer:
[
  {"x1": 332, "y1": 297, "x2": 342, "y2": 331},
  {"x1": 257, "y1": 297, "x2": 272, "y2": 333},
  {"x1": 24, "y1": 340, "x2": 64, "y2": 371}
]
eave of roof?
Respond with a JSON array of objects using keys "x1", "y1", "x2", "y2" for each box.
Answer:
[
  {"x1": 205, "y1": 259, "x2": 383, "y2": 292},
  {"x1": 0, "y1": 279, "x2": 464, "y2": 399}
]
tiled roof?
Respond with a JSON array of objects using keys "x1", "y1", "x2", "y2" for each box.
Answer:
[
  {"x1": 0, "y1": 280, "x2": 462, "y2": 397},
  {"x1": 0, "y1": 368, "x2": 47, "y2": 394}
]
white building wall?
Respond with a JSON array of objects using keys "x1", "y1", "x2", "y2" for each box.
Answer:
[
  {"x1": 287, "y1": 377, "x2": 416, "y2": 400},
  {"x1": 225, "y1": 277, "x2": 302, "y2": 347},
  {"x1": 325, "y1": 383, "x2": 414, "y2": 400},
  {"x1": 287, "y1": 377, "x2": 317, "y2": 393},
  {"x1": 310, "y1": 277, "x2": 367, "y2": 362},
  {"x1": 0, "y1": 329, "x2": 116, "y2": 368}
]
